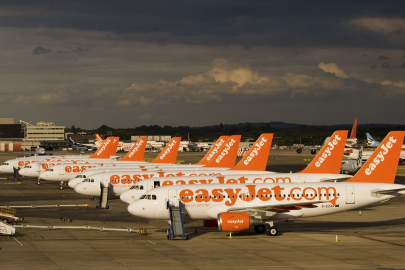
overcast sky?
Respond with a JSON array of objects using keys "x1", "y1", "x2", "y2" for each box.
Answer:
[{"x1": 0, "y1": 1, "x2": 404, "y2": 128}]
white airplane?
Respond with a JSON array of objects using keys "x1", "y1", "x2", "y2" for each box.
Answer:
[
  {"x1": 19, "y1": 136, "x2": 149, "y2": 178},
  {"x1": 70, "y1": 134, "x2": 246, "y2": 189},
  {"x1": 119, "y1": 130, "x2": 349, "y2": 204},
  {"x1": 38, "y1": 137, "x2": 181, "y2": 184},
  {"x1": 0, "y1": 137, "x2": 120, "y2": 174},
  {"x1": 367, "y1": 133, "x2": 405, "y2": 149},
  {"x1": 67, "y1": 135, "x2": 239, "y2": 189},
  {"x1": 127, "y1": 131, "x2": 405, "y2": 237},
  {"x1": 73, "y1": 134, "x2": 273, "y2": 196}
]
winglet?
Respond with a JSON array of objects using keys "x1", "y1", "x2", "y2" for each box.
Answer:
[
  {"x1": 204, "y1": 135, "x2": 241, "y2": 168},
  {"x1": 150, "y1": 137, "x2": 181, "y2": 164},
  {"x1": 89, "y1": 136, "x2": 119, "y2": 159},
  {"x1": 232, "y1": 134, "x2": 273, "y2": 171},
  {"x1": 195, "y1": 136, "x2": 230, "y2": 165},
  {"x1": 346, "y1": 131, "x2": 405, "y2": 184},
  {"x1": 350, "y1": 118, "x2": 357, "y2": 139},
  {"x1": 299, "y1": 130, "x2": 348, "y2": 174},
  {"x1": 120, "y1": 137, "x2": 148, "y2": 161}
]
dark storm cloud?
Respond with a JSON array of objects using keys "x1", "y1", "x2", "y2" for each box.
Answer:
[
  {"x1": 381, "y1": 62, "x2": 391, "y2": 68},
  {"x1": 1, "y1": 1, "x2": 405, "y2": 48},
  {"x1": 33, "y1": 46, "x2": 51, "y2": 55},
  {"x1": 378, "y1": 55, "x2": 390, "y2": 60}
]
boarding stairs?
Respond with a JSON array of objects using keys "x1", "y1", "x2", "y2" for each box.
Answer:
[
  {"x1": 97, "y1": 182, "x2": 109, "y2": 209},
  {"x1": 166, "y1": 200, "x2": 188, "y2": 240}
]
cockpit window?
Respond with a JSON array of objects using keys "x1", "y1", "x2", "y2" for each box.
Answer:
[
  {"x1": 145, "y1": 195, "x2": 151, "y2": 200},
  {"x1": 140, "y1": 195, "x2": 146, "y2": 199},
  {"x1": 76, "y1": 175, "x2": 86, "y2": 178},
  {"x1": 130, "y1": 185, "x2": 139, "y2": 190},
  {"x1": 152, "y1": 195, "x2": 157, "y2": 200},
  {"x1": 83, "y1": 179, "x2": 95, "y2": 183},
  {"x1": 140, "y1": 185, "x2": 144, "y2": 190},
  {"x1": 24, "y1": 166, "x2": 31, "y2": 169},
  {"x1": 45, "y1": 169, "x2": 53, "y2": 172}
]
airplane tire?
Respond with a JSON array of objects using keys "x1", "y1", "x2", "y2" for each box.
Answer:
[
  {"x1": 296, "y1": 149, "x2": 302, "y2": 154},
  {"x1": 60, "y1": 186, "x2": 63, "y2": 190},
  {"x1": 267, "y1": 227, "x2": 278, "y2": 236},
  {"x1": 254, "y1": 225, "x2": 266, "y2": 234},
  {"x1": 37, "y1": 182, "x2": 40, "y2": 185},
  {"x1": 311, "y1": 149, "x2": 316, "y2": 155}
]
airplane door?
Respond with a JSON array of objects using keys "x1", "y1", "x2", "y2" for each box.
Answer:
[
  {"x1": 345, "y1": 186, "x2": 355, "y2": 204},
  {"x1": 299, "y1": 176, "x2": 306, "y2": 183},
  {"x1": 168, "y1": 189, "x2": 178, "y2": 207},
  {"x1": 101, "y1": 174, "x2": 110, "y2": 186},
  {"x1": 59, "y1": 166, "x2": 64, "y2": 175},
  {"x1": 147, "y1": 181, "x2": 154, "y2": 191}
]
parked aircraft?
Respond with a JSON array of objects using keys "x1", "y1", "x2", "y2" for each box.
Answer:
[
  {"x1": 19, "y1": 137, "x2": 149, "y2": 178},
  {"x1": 0, "y1": 137, "x2": 120, "y2": 174},
  {"x1": 38, "y1": 137, "x2": 181, "y2": 185},
  {"x1": 367, "y1": 133, "x2": 405, "y2": 149},
  {"x1": 119, "y1": 130, "x2": 349, "y2": 204},
  {"x1": 127, "y1": 131, "x2": 405, "y2": 237},
  {"x1": 74, "y1": 134, "x2": 274, "y2": 197},
  {"x1": 67, "y1": 136, "x2": 239, "y2": 188}
]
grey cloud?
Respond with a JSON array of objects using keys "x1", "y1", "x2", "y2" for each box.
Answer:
[
  {"x1": 402, "y1": 63, "x2": 405, "y2": 68},
  {"x1": 1, "y1": 1, "x2": 405, "y2": 48},
  {"x1": 378, "y1": 55, "x2": 390, "y2": 60},
  {"x1": 72, "y1": 47, "x2": 89, "y2": 53},
  {"x1": 381, "y1": 62, "x2": 391, "y2": 68},
  {"x1": 33, "y1": 46, "x2": 51, "y2": 55}
]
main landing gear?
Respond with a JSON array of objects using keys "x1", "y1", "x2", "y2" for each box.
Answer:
[{"x1": 254, "y1": 224, "x2": 266, "y2": 234}]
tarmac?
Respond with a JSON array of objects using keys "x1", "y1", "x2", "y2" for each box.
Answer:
[{"x1": 1, "y1": 149, "x2": 405, "y2": 270}]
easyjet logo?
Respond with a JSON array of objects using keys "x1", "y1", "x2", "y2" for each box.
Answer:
[
  {"x1": 244, "y1": 136, "x2": 268, "y2": 165},
  {"x1": 215, "y1": 138, "x2": 236, "y2": 163},
  {"x1": 206, "y1": 138, "x2": 226, "y2": 161},
  {"x1": 64, "y1": 164, "x2": 102, "y2": 173},
  {"x1": 41, "y1": 161, "x2": 82, "y2": 170},
  {"x1": 109, "y1": 171, "x2": 223, "y2": 185},
  {"x1": 365, "y1": 136, "x2": 396, "y2": 175},
  {"x1": 161, "y1": 175, "x2": 289, "y2": 187},
  {"x1": 315, "y1": 134, "x2": 342, "y2": 167},
  {"x1": 128, "y1": 139, "x2": 145, "y2": 158},
  {"x1": 160, "y1": 140, "x2": 177, "y2": 160},
  {"x1": 97, "y1": 138, "x2": 112, "y2": 156},
  {"x1": 228, "y1": 220, "x2": 244, "y2": 224},
  {"x1": 180, "y1": 185, "x2": 339, "y2": 206}
]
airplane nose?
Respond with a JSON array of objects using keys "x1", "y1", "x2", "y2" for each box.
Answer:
[
  {"x1": 19, "y1": 169, "x2": 26, "y2": 176},
  {"x1": 127, "y1": 202, "x2": 140, "y2": 216},
  {"x1": 68, "y1": 179, "x2": 82, "y2": 188},
  {"x1": 120, "y1": 192, "x2": 134, "y2": 204},
  {"x1": 74, "y1": 183, "x2": 100, "y2": 196}
]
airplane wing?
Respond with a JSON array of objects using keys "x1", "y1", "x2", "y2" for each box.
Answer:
[
  {"x1": 319, "y1": 178, "x2": 352, "y2": 182},
  {"x1": 226, "y1": 200, "x2": 328, "y2": 218},
  {"x1": 371, "y1": 188, "x2": 405, "y2": 197}
]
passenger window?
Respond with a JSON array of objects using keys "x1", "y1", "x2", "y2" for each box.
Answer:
[
  {"x1": 152, "y1": 195, "x2": 157, "y2": 200},
  {"x1": 140, "y1": 186, "x2": 144, "y2": 190}
]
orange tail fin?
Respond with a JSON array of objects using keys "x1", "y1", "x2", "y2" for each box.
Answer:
[
  {"x1": 195, "y1": 136, "x2": 230, "y2": 165},
  {"x1": 89, "y1": 136, "x2": 119, "y2": 159},
  {"x1": 120, "y1": 137, "x2": 148, "y2": 161},
  {"x1": 350, "y1": 118, "x2": 357, "y2": 139},
  {"x1": 95, "y1": 134, "x2": 103, "y2": 143},
  {"x1": 299, "y1": 130, "x2": 348, "y2": 174},
  {"x1": 204, "y1": 135, "x2": 241, "y2": 168},
  {"x1": 346, "y1": 131, "x2": 405, "y2": 184},
  {"x1": 150, "y1": 137, "x2": 181, "y2": 164},
  {"x1": 232, "y1": 133, "x2": 273, "y2": 171}
]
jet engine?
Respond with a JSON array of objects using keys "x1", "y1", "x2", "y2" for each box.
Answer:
[{"x1": 217, "y1": 212, "x2": 262, "y2": 232}]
